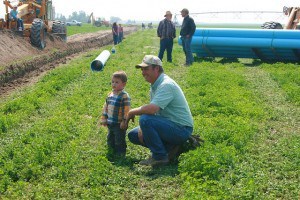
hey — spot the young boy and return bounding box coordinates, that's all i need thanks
[100,71,131,157]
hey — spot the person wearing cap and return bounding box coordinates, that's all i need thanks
[157,11,176,62]
[126,55,194,166]
[180,8,196,66]
[10,5,24,31]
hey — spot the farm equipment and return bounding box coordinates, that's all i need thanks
[261,6,300,29]
[0,0,67,49]
[88,12,110,27]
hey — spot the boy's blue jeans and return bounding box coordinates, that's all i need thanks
[107,124,127,155]
[181,36,194,65]
[128,114,193,160]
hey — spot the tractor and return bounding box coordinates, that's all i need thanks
[88,12,110,27]
[261,6,300,29]
[0,0,67,49]
[88,12,102,27]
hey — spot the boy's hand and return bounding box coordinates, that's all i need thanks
[97,120,107,128]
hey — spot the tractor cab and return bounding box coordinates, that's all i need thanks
[1,0,66,49]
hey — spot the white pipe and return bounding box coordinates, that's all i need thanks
[90,50,111,71]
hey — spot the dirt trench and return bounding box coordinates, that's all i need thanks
[0,27,137,96]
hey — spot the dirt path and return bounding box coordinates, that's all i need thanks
[0,27,137,97]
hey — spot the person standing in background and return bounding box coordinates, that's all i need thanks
[180,8,196,66]
[157,11,176,63]
[112,22,119,45]
[118,24,124,43]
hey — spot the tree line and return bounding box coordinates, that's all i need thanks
[55,10,121,23]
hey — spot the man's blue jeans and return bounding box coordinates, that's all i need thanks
[128,114,193,160]
[119,32,123,43]
[17,19,24,30]
[113,34,118,45]
[181,36,194,65]
[158,38,174,62]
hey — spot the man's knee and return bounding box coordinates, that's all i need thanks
[139,114,153,126]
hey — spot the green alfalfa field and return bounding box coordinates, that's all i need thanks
[0,29,299,199]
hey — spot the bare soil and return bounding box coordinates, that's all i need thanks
[0,27,137,96]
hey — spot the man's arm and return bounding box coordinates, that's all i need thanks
[125,103,160,124]
[157,21,163,37]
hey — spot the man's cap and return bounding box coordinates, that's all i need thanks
[164,11,172,17]
[181,8,189,14]
[135,55,162,68]
[13,5,18,8]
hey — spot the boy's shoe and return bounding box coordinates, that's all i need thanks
[139,157,169,166]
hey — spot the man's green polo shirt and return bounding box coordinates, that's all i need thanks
[150,73,193,127]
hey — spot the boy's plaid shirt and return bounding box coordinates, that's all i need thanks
[101,90,131,124]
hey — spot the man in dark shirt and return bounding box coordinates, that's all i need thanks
[180,8,196,66]
[157,11,176,62]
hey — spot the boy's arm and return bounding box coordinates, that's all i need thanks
[99,101,108,126]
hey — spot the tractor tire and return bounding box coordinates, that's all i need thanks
[30,18,46,49]
[94,21,102,27]
[261,21,283,29]
[52,20,67,41]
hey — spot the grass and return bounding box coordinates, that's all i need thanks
[67,23,111,36]
[0,29,299,199]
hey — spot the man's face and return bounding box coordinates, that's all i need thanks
[166,14,172,20]
[140,66,159,84]
[181,11,187,17]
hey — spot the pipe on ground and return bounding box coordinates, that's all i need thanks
[178,28,300,61]
[90,50,111,71]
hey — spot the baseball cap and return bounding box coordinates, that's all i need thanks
[164,11,172,17]
[135,55,162,68]
[180,8,189,14]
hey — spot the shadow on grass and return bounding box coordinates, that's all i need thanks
[193,56,300,67]
[106,148,180,178]
[142,163,179,178]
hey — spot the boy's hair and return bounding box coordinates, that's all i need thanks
[112,71,127,83]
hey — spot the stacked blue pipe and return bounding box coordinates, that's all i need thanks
[178,28,300,61]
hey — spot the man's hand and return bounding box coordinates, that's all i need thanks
[125,110,136,124]
[120,120,128,130]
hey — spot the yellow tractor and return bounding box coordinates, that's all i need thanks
[0,0,66,49]
[261,6,300,29]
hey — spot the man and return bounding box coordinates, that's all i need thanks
[157,11,176,62]
[118,24,124,43]
[126,55,194,166]
[10,5,24,31]
[180,8,196,66]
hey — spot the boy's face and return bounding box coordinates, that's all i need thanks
[111,77,126,92]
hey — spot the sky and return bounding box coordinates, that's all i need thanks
[0,0,299,23]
